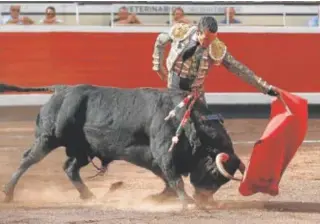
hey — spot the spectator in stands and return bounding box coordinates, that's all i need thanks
[110,6,141,25]
[171,7,191,24]
[220,7,241,24]
[39,6,63,25]
[1,5,34,25]
[307,16,319,27]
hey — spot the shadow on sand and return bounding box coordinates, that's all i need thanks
[212,200,320,213]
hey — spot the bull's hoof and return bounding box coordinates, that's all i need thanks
[146,188,177,203]
[185,195,194,204]
[181,201,189,210]
[193,188,216,207]
[2,187,14,203]
[146,193,175,203]
[80,191,95,201]
[194,196,220,210]
[146,190,194,205]
[3,193,13,203]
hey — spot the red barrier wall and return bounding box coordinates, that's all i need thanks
[1,32,319,92]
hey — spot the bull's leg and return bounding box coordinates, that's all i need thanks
[147,169,177,201]
[148,169,193,204]
[3,135,56,203]
[157,155,189,209]
[167,174,188,209]
[63,157,94,200]
[150,119,189,209]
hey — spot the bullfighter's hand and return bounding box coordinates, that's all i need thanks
[267,85,279,97]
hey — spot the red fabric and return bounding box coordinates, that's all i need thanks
[238,89,308,196]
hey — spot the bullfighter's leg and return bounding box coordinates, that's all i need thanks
[3,135,56,203]
[63,156,94,200]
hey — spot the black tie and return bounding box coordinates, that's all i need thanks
[182,41,200,62]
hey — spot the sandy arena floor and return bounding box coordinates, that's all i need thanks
[0,108,319,224]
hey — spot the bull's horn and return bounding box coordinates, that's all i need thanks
[215,153,244,182]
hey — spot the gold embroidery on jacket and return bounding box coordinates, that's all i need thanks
[209,38,227,65]
[222,52,270,93]
[191,50,209,91]
[170,23,192,40]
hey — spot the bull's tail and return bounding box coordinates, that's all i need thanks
[0,83,67,93]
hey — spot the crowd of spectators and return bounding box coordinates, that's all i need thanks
[1,4,319,27]
[0,4,63,25]
[1,4,242,26]
[113,6,242,26]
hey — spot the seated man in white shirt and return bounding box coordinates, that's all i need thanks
[1,5,34,25]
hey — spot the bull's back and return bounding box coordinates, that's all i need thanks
[80,86,171,150]
[38,84,184,141]
[83,86,167,130]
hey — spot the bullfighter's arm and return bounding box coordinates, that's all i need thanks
[222,52,275,94]
[152,23,194,80]
[209,38,278,95]
[152,32,172,72]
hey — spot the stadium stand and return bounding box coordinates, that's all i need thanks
[0,2,319,27]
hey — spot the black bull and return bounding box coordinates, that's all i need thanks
[0,84,245,208]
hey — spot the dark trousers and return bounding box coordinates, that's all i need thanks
[167,71,223,122]
[168,72,208,104]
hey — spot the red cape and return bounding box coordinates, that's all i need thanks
[238,89,308,196]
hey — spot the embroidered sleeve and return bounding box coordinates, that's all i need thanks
[152,23,193,72]
[209,38,227,65]
[169,23,193,40]
[222,51,272,93]
[152,32,172,72]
